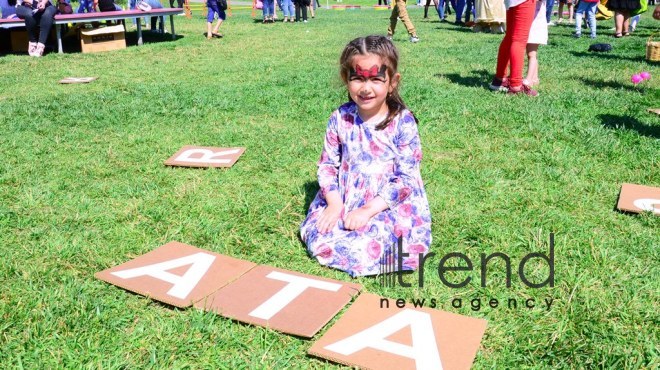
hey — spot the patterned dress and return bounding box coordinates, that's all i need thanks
[300,102,432,277]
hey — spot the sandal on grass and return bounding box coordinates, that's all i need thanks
[614,32,622,38]
[212,32,223,38]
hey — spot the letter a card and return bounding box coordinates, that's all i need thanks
[164,146,245,168]
[617,183,660,215]
[193,265,362,337]
[95,241,256,307]
[309,293,487,370]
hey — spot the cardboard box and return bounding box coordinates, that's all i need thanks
[80,25,126,53]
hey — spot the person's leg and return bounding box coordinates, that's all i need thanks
[437,0,445,19]
[525,43,539,85]
[295,2,300,21]
[494,8,514,82]
[622,10,630,34]
[557,1,563,21]
[567,1,573,21]
[207,1,217,37]
[37,6,56,45]
[545,0,554,22]
[424,0,431,18]
[614,11,623,35]
[387,1,400,35]
[586,2,596,37]
[464,0,473,21]
[394,0,417,36]
[574,1,585,35]
[301,1,307,20]
[212,9,225,33]
[170,0,175,7]
[16,6,38,42]
[454,0,464,23]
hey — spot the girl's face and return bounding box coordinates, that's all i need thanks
[347,54,400,121]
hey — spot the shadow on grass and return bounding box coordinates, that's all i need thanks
[434,69,491,88]
[302,180,319,215]
[598,114,660,139]
[580,77,639,91]
[569,51,646,63]
[433,25,473,32]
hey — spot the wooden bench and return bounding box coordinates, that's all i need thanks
[0,8,183,54]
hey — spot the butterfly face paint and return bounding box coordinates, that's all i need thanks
[349,64,388,80]
[346,54,393,121]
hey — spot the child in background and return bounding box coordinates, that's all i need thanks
[489,0,537,96]
[556,0,573,23]
[525,0,547,87]
[206,0,225,38]
[573,0,598,37]
[300,35,432,277]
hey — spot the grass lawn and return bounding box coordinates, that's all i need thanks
[1,5,659,368]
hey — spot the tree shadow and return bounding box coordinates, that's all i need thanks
[569,51,646,63]
[598,114,660,139]
[434,69,491,88]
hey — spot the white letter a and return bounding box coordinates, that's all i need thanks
[324,309,443,370]
[111,252,216,299]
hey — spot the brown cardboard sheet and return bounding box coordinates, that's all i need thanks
[95,241,256,307]
[616,183,660,215]
[164,146,245,168]
[308,293,487,370]
[194,265,362,338]
[59,77,98,84]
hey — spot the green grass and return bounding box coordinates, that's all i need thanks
[1,7,659,369]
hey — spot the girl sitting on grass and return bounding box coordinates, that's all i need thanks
[300,35,432,277]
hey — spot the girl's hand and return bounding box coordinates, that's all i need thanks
[37,0,48,9]
[343,208,372,231]
[317,204,343,234]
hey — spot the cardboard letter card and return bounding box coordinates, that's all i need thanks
[164,146,245,168]
[194,265,363,337]
[95,241,256,307]
[59,77,98,84]
[309,293,487,370]
[617,183,660,215]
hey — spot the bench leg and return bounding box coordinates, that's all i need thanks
[136,21,143,46]
[56,24,63,54]
[169,14,175,40]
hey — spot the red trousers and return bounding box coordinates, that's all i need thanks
[495,0,536,89]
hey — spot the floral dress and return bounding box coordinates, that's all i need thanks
[300,102,432,277]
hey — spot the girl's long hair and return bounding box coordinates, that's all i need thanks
[339,35,417,130]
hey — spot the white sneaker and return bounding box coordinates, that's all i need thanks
[410,36,419,43]
[547,21,555,26]
[28,41,37,56]
[33,43,45,57]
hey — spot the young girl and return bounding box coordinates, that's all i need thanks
[300,35,432,277]
[489,0,537,96]
[525,0,547,87]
